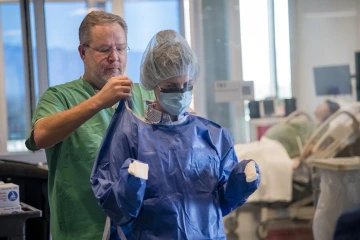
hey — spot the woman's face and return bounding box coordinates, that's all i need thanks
[154,75,194,100]
[158,76,194,91]
[154,75,194,116]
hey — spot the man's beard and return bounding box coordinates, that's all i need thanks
[90,67,124,90]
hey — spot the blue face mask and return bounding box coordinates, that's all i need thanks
[159,90,193,116]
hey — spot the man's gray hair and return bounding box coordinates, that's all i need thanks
[79,11,128,45]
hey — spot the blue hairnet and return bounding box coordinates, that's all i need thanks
[140,30,199,90]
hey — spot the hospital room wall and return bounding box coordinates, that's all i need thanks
[289,0,360,113]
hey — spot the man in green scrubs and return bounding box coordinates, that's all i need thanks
[25,11,154,240]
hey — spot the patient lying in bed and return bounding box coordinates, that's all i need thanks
[235,100,339,204]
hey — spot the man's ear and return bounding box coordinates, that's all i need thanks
[78,45,86,60]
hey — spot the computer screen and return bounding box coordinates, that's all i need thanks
[313,65,351,96]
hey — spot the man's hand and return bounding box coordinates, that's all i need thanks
[92,76,133,110]
[32,76,133,149]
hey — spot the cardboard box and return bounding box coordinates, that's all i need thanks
[0,183,20,208]
[0,205,22,215]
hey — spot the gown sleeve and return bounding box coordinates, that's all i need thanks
[90,100,146,225]
[217,147,260,216]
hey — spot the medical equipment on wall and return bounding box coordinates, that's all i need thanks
[248,98,297,119]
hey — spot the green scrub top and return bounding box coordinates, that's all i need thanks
[25,78,155,240]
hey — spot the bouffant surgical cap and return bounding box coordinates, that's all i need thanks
[140,30,199,90]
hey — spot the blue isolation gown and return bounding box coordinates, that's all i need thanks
[91,100,260,240]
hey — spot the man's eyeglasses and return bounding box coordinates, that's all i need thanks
[83,44,130,56]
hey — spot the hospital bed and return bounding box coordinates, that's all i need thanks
[303,105,360,240]
[226,105,360,239]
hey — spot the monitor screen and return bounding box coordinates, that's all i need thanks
[313,65,351,96]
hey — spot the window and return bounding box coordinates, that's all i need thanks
[239,0,292,100]
[0,2,27,152]
[124,0,181,83]
[45,2,89,87]
[45,1,112,87]
[274,0,291,99]
[240,0,273,100]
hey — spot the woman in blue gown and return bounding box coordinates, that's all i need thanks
[91,30,260,240]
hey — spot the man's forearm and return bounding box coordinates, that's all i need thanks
[33,97,102,149]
